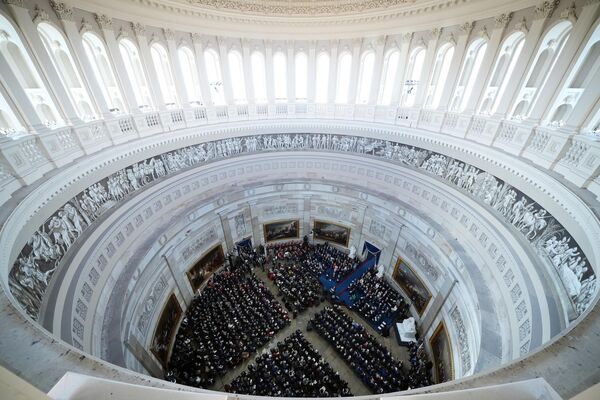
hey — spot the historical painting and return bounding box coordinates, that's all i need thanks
[150,293,182,369]
[313,220,350,247]
[392,257,432,316]
[429,320,454,384]
[263,220,300,242]
[186,244,225,293]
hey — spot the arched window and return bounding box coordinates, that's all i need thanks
[511,21,572,119]
[545,23,600,125]
[378,49,400,105]
[251,51,267,103]
[478,32,525,115]
[0,15,62,125]
[0,91,22,132]
[150,43,178,106]
[119,38,153,110]
[204,48,225,105]
[450,38,487,112]
[424,43,454,109]
[295,52,308,102]
[273,51,287,101]
[228,50,246,104]
[315,52,330,103]
[38,22,96,120]
[336,51,352,103]
[82,32,126,113]
[177,46,202,104]
[402,47,426,107]
[356,51,375,104]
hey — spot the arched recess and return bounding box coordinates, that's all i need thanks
[250,51,267,103]
[356,50,375,104]
[545,23,600,126]
[510,20,572,120]
[450,38,487,112]
[315,51,329,103]
[0,14,62,126]
[118,38,153,111]
[150,42,178,107]
[295,51,308,102]
[37,22,97,120]
[478,32,525,115]
[402,47,426,107]
[273,51,287,102]
[425,43,454,109]
[203,48,225,106]
[335,51,352,103]
[177,46,202,105]
[81,32,126,114]
[378,48,400,105]
[227,50,246,104]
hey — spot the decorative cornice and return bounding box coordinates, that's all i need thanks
[32,5,50,24]
[49,0,73,21]
[494,12,513,29]
[429,27,441,40]
[459,21,474,35]
[79,18,93,34]
[560,2,577,22]
[402,32,413,43]
[2,0,25,7]
[131,22,146,37]
[534,0,560,20]
[164,28,175,41]
[95,14,113,29]
[444,33,457,46]
[514,17,529,33]
[191,33,202,45]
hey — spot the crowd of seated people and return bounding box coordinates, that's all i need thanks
[406,339,433,389]
[225,330,352,397]
[320,244,358,282]
[167,266,290,388]
[346,269,409,334]
[268,261,324,316]
[310,305,406,394]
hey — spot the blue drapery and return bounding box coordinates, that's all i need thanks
[236,237,253,252]
[362,241,381,264]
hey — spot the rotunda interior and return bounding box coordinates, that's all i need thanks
[0,0,600,399]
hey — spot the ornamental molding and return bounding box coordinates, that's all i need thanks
[478,26,489,40]
[534,0,561,20]
[429,27,441,40]
[2,0,24,7]
[95,14,113,29]
[402,32,413,43]
[163,28,175,41]
[459,21,474,35]
[514,17,529,33]
[191,32,202,44]
[560,2,578,22]
[79,18,93,34]
[131,22,146,37]
[32,5,50,24]
[49,0,73,21]
[116,27,129,41]
[494,12,513,29]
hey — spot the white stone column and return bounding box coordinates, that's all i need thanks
[191,34,213,106]
[390,34,412,105]
[528,2,600,124]
[437,22,473,111]
[265,40,276,103]
[164,29,188,107]
[241,40,255,104]
[7,3,83,125]
[414,28,440,107]
[463,20,508,114]
[133,25,166,110]
[0,53,47,133]
[63,15,112,118]
[492,14,554,118]
[217,38,234,104]
[287,41,296,102]
[327,40,339,104]
[98,23,139,114]
[368,35,386,105]
[347,38,362,104]
[307,41,317,103]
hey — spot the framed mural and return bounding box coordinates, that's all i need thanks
[313,220,350,247]
[429,320,454,383]
[150,293,182,369]
[263,220,300,242]
[392,257,432,316]
[185,244,226,293]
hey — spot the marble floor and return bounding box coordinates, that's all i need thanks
[209,267,411,396]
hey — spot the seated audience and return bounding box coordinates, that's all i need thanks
[269,261,324,315]
[406,339,433,389]
[166,267,290,388]
[226,330,352,397]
